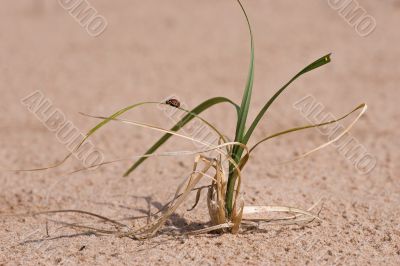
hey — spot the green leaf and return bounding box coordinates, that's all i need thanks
[123,97,239,177]
[243,54,332,144]
[226,0,255,216]
[234,0,255,146]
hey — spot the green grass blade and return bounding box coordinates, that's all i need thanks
[234,0,255,145]
[243,54,331,144]
[123,97,239,177]
[226,0,255,217]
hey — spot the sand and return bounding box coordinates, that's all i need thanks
[0,0,399,265]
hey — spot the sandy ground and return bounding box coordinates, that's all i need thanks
[0,0,399,265]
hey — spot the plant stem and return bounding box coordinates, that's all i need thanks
[225,147,245,217]
[225,155,239,217]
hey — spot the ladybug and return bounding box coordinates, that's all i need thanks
[165,98,180,108]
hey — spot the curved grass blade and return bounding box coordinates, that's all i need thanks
[8,102,158,172]
[243,53,332,145]
[29,210,127,227]
[123,97,239,177]
[80,109,228,147]
[83,102,156,142]
[234,0,255,145]
[283,103,367,162]
[187,186,207,211]
[226,53,332,215]
[249,103,366,153]
[235,103,366,185]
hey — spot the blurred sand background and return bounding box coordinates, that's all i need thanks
[0,0,399,265]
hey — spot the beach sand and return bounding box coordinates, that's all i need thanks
[0,0,399,265]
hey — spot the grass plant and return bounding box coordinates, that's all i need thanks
[12,0,367,238]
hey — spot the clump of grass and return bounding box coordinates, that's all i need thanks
[12,0,367,238]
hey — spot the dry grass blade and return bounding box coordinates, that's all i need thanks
[250,103,367,153]
[79,107,228,147]
[119,155,214,239]
[187,186,207,211]
[284,103,367,162]
[47,219,120,235]
[187,223,234,235]
[3,210,127,228]
[243,205,321,221]
[67,141,246,175]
